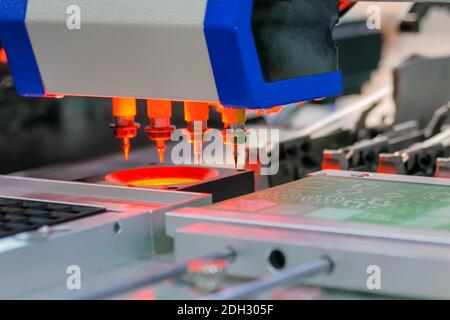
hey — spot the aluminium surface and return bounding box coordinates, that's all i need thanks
[23,256,380,300]
[167,171,450,299]
[0,175,210,299]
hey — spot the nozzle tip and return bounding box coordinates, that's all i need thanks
[194,152,202,166]
[157,149,165,163]
[156,141,167,163]
[233,150,238,168]
[193,141,203,165]
[122,138,131,161]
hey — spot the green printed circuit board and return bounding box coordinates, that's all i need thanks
[211,175,450,232]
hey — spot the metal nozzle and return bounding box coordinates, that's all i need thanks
[111,98,139,161]
[156,140,167,163]
[185,120,208,165]
[145,118,174,164]
[146,100,174,163]
[122,137,131,161]
[220,107,247,168]
[184,102,210,165]
[110,116,140,161]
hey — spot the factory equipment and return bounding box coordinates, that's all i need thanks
[1,0,450,301]
[0,0,342,161]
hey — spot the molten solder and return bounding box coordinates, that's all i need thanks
[105,166,220,188]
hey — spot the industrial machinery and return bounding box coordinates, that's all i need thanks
[1,0,450,301]
[168,171,450,299]
[0,0,342,161]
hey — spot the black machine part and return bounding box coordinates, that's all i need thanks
[394,55,450,128]
[252,0,339,82]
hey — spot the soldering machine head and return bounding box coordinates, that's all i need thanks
[0,0,342,109]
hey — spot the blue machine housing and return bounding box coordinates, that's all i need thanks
[0,0,342,109]
[0,0,45,97]
[204,0,342,109]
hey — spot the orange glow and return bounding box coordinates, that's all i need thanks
[0,48,7,64]
[184,101,210,122]
[377,155,401,174]
[377,163,398,175]
[105,166,220,189]
[128,177,201,187]
[339,1,356,16]
[130,290,156,301]
[111,97,139,160]
[122,137,131,161]
[146,100,175,163]
[147,99,172,118]
[112,97,137,117]
[183,102,211,158]
[255,110,263,117]
[220,107,246,124]
[321,152,342,171]
[183,99,219,107]
[265,106,283,115]
[251,106,282,117]
[156,140,167,163]
[188,259,227,273]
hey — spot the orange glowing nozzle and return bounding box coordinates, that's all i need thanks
[111,98,139,161]
[146,100,175,164]
[122,137,131,161]
[0,48,7,64]
[156,140,167,163]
